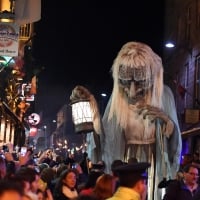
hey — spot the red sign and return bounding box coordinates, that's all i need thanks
[29,127,38,137]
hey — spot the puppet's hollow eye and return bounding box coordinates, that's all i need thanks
[118,79,132,87]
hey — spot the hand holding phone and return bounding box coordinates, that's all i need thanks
[20,147,27,156]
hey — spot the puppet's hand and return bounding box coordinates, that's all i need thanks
[137,105,174,137]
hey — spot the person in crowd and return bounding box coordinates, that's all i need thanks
[15,166,41,200]
[158,170,184,189]
[91,173,116,200]
[51,163,69,190]
[49,154,64,168]
[73,162,88,192]
[107,162,150,200]
[90,162,105,173]
[96,160,106,172]
[0,179,24,200]
[79,170,104,196]
[5,157,16,178]
[65,153,76,168]
[4,148,33,170]
[53,168,78,200]
[163,164,200,200]
[38,149,53,165]
[38,163,49,173]
[79,152,90,176]
[24,147,36,166]
[40,167,56,194]
[110,159,124,191]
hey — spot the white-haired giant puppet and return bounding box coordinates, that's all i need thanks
[101,42,182,200]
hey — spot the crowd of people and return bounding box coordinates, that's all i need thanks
[0,146,151,200]
[160,152,200,200]
[1,147,200,200]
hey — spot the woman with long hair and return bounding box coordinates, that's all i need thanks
[53,168,78,200]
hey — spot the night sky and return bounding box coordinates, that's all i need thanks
[32,0,165,120]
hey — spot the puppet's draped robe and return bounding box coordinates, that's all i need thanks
[100,85,182,200]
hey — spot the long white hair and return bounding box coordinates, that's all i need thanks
[108,41,164,129]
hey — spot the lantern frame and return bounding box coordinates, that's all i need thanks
[71,99,94,134]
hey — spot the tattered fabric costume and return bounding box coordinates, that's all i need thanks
[101,42,182,200]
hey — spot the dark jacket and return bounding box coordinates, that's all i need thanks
[54,192,70,200]
[163,180,200,200]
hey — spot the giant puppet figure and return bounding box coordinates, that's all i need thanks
[101,42,182,200]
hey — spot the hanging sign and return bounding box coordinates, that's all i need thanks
[185,109,200,124]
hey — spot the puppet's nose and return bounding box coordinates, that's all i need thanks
[129,82,136,99]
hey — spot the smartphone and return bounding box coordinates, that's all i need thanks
[20,147,27,156]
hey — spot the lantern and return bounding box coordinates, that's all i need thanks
[71,100,94,134]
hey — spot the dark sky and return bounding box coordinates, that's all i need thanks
[32,0,165,120]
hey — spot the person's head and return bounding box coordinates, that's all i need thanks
[111,159,124,177]
[40,167,55,184]
[183,164,199,186]
[55,163,69,177]
[113,162,150,198]
[0,179,24,200]
[97,160,106,171]
[60,168,77,189]
[91,162,105,173]
[93,173,116,200]
[15,166,40,193]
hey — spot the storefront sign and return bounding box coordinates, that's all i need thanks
[0,22,19,57]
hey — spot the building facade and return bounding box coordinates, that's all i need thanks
[164,0,200,154]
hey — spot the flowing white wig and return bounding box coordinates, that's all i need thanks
[108,42,164,129]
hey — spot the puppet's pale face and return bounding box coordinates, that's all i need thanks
[118,65,153,104]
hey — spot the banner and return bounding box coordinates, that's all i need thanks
[0,22,19,57]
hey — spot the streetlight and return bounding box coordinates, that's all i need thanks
[43,125,47,149]
[165,42,175,48]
